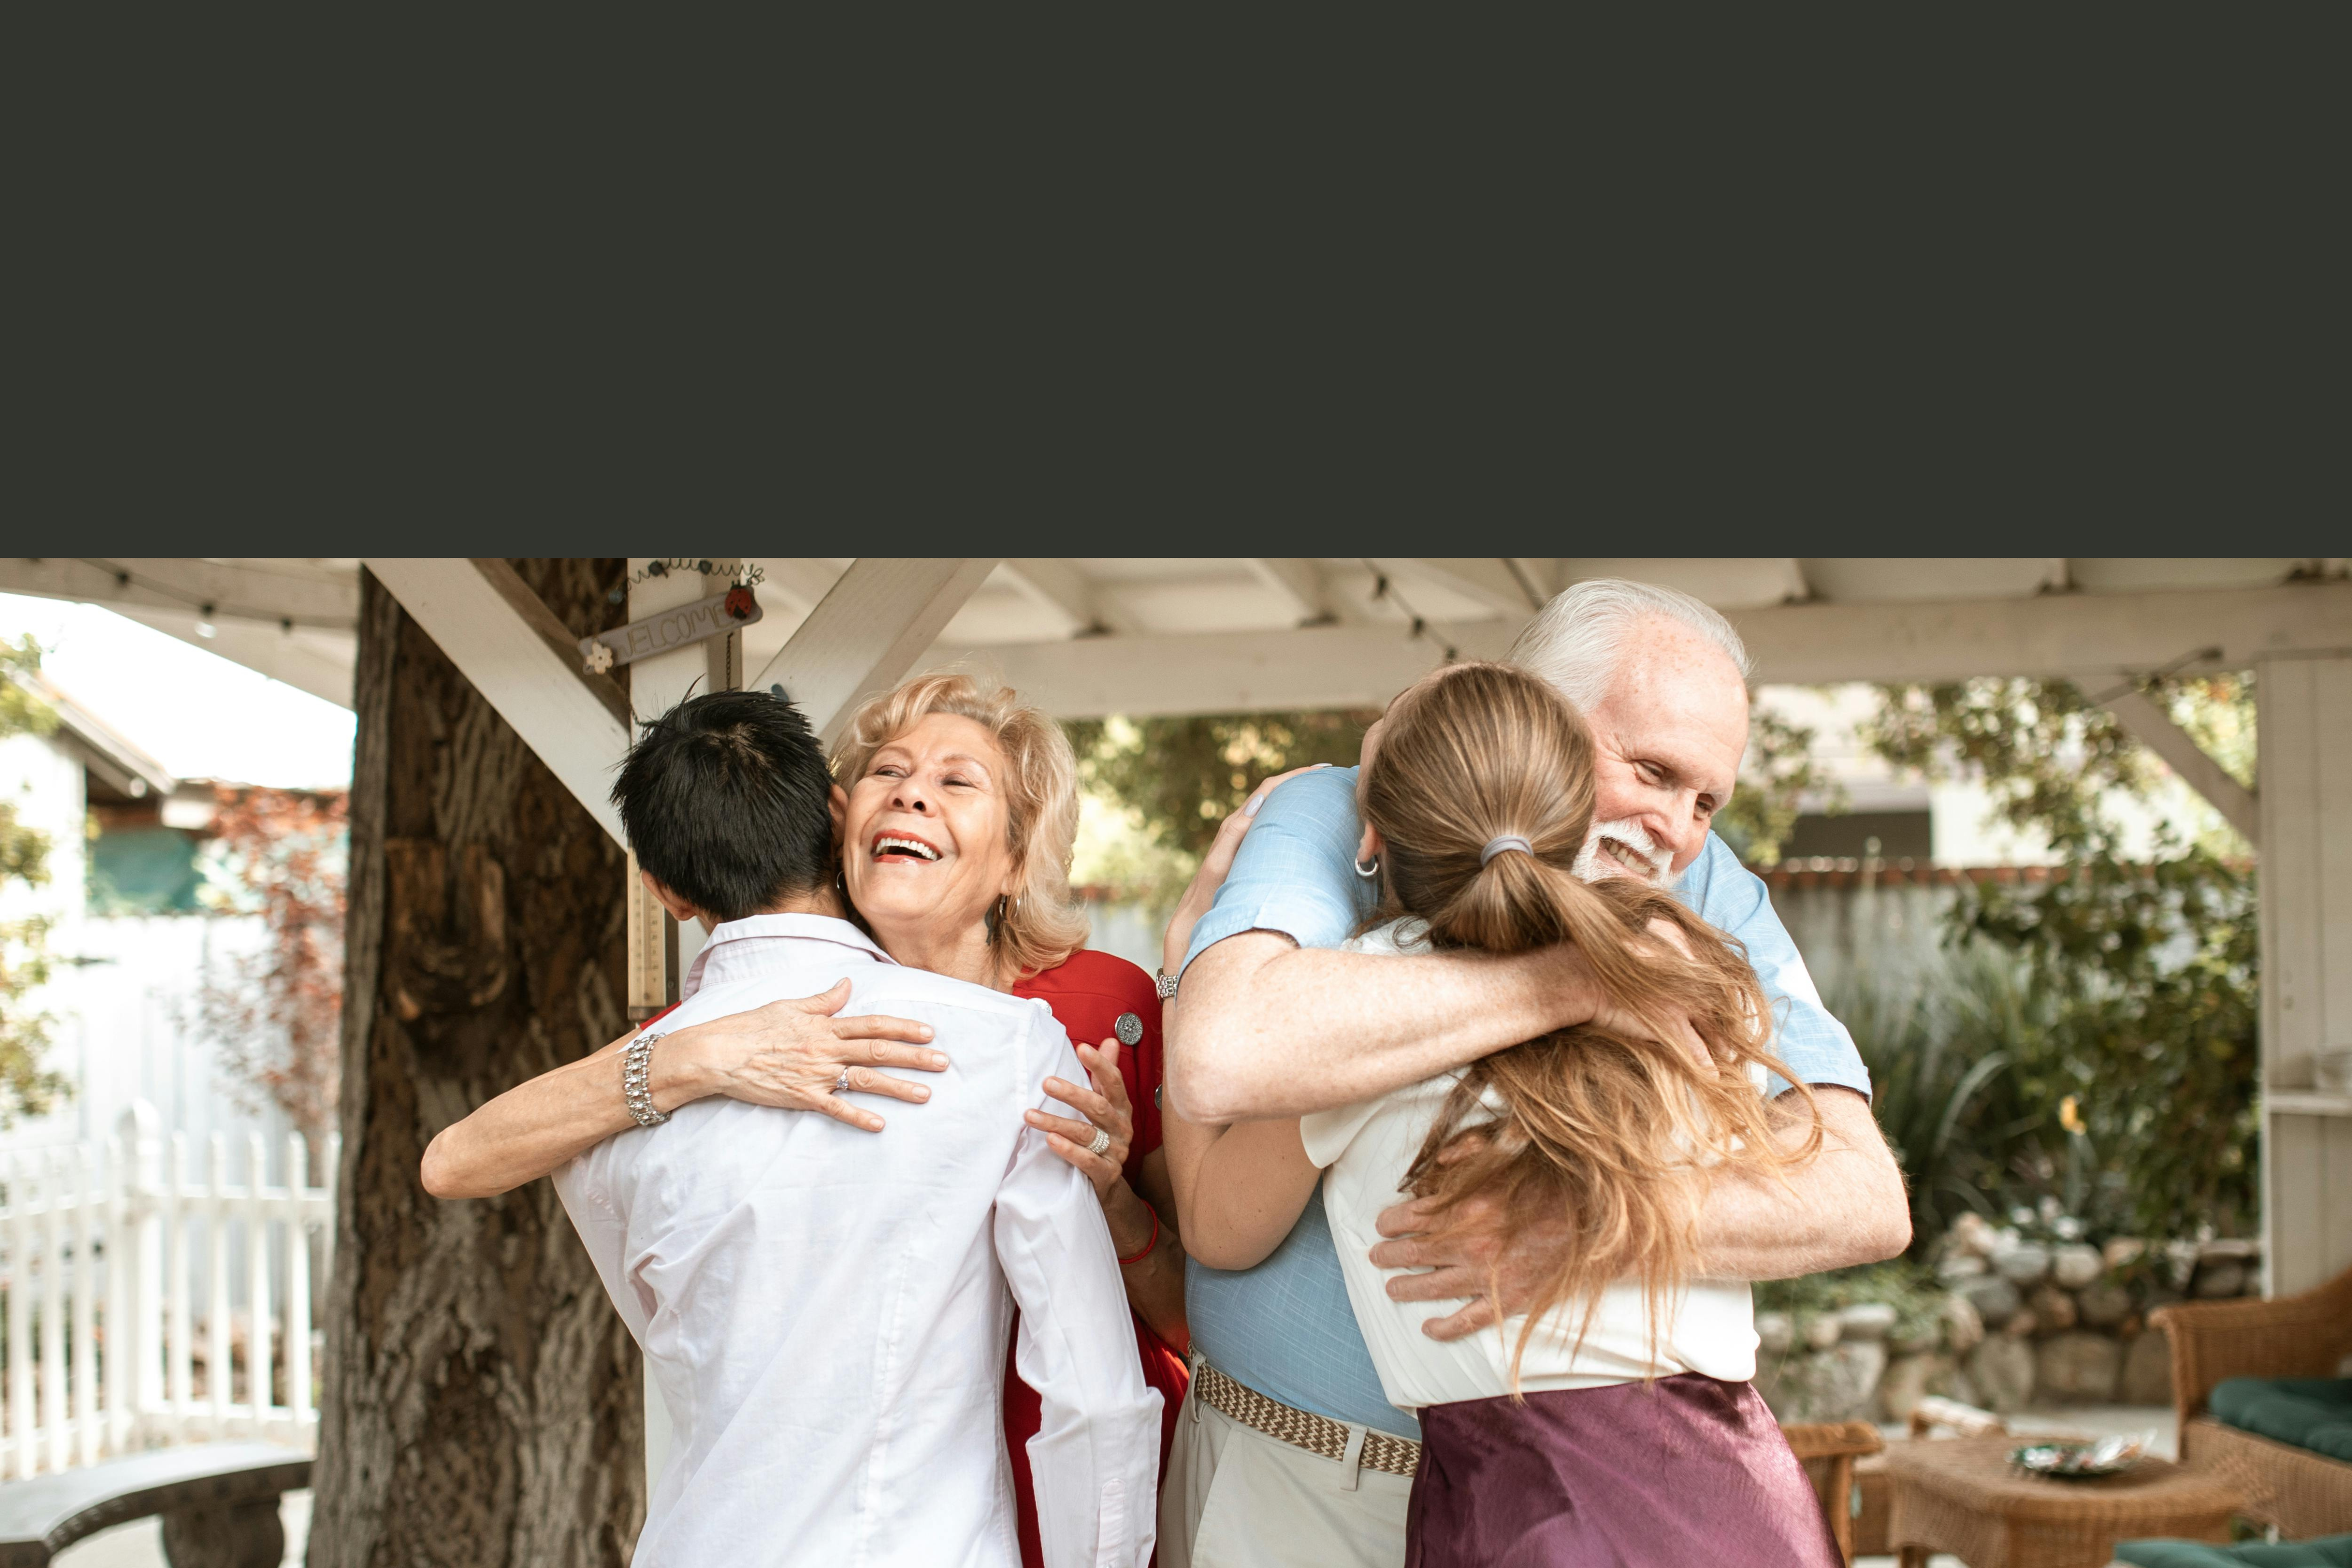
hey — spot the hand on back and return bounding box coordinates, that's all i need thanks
[692,979,948,1133]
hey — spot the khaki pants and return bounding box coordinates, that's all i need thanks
[1158,1379,1412,1568]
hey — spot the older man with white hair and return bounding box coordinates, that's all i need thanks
[1155,579,1910,1568]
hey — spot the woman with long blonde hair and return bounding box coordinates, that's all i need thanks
[1173,661,1837,1567]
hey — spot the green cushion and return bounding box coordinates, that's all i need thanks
[2116,1533,2352,1567]
[2211,1377,2352,1463]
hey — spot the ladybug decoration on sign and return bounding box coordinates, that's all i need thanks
[724,584,757,620]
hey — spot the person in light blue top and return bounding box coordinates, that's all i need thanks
[1156,580,1911,1568]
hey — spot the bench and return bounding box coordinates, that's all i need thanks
[0,1443,310,1568]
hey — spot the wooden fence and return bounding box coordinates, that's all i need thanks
[0,1100,339,1476]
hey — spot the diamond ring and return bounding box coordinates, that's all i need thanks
[835,1069,851,1094]
[1086,1126,1112,1158]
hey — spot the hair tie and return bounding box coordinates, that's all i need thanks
[1480,835,1533,866]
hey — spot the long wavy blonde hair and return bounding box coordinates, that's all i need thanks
[830,670,1090,979]
[1365,661,1821,1381]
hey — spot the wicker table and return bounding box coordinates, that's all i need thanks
[1885,1436,2244,1568]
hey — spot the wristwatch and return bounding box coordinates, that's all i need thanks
[1154,967,1178,1000]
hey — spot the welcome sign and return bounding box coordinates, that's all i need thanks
[579,586,763,672]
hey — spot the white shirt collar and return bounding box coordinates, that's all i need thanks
[684,912,896,998]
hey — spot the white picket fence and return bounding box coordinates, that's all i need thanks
[0,1100,339,1477]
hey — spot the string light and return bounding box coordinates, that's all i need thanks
[1359,560,1459,663]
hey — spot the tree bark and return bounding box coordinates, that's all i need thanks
[311,561,641,1568]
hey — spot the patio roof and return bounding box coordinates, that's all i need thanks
[5,556,2346,716]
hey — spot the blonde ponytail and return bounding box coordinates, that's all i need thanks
[1362,662,1820,1384]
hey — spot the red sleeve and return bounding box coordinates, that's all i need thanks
[1012,950,1166,1175]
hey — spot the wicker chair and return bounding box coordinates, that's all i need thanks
[1849,1396,2012,1559]
[2152,1261,2352,1538]
[1782,1420,1885,1565]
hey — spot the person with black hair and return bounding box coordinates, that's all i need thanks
[539,690,1160,1567]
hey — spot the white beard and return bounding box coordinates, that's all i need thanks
[1573,818,1673,885]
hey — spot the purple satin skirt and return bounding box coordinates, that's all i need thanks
[1402,1374,1839,1568]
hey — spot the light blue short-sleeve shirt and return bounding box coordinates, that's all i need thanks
[1179,766,1869,1434]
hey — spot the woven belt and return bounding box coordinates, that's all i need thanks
[1191,1358,1421,1478]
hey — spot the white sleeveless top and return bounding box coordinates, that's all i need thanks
[1298,918,1759,1415]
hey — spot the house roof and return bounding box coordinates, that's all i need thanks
[27,673,177,802]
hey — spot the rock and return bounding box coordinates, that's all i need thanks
[1890,1325,1941,1357]
[2051,1243,2104,1290]
[2104,1237,2147,1270]
[2194,1261,2246,1299]
[1803,1314,1844,1351]
[2164,1240,2201,1289]
[2004,1309,2039,1339]
[1757,1341,1886,1424]
[1839,1303,1898,1342]
[1804,1341,1888,1423]
[1756,1312,1795,1357]
[1951,1211,2001,1258]
[2198,1238,2259,1263]
[1941,1292,1985,1354]
[1959,1276,2021,1328]
[2029,1285,2078,1333]
[1877,1352,1954,1423]
[2077,1280,2133,1329]
[2036,1332,2122,1402]
[2122,1329,2174,1406]
[1994,1244,2052,1286]
[1968,1336,2037,1413]
[1937,1253,1989,1283]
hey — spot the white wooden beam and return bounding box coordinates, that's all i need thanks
[363,559,631,844]
[103,604,357,707]
[1001,558,1125,637]
[2255,651,2352,1295]
[1729,582,2352,686]
[753,558,1000,745]
[754,558,848,617]
[1369,558,1540,616]
[0,557,358,628]
[1245,559,1345,626]
[938,620,1526,719]
[2075,680,2260,846]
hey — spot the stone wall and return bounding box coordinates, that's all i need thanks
[1758,1214,2262,1423]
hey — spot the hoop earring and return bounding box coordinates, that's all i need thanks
[1354,856,1380,879]
[986,895,1008,942]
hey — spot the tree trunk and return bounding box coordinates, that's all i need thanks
[311,561,641,1568]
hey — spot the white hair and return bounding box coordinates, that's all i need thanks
[1508,577,1753,713]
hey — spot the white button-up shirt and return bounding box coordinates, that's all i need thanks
[554,913,1160,1568]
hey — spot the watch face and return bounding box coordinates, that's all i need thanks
[1114,1011,1144,1046]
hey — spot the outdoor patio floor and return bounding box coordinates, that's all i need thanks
[1856,1405,2177,1568]
[41,1407,2180,1567]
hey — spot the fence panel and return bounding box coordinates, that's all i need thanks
[0,1100,339,1477]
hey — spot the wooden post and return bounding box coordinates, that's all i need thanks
[2257,651,2352,1296]
[623,560,743,1500]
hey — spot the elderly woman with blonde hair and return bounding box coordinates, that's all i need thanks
[424,671,1192,1567]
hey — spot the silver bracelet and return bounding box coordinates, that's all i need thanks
[623,1032,670,1127]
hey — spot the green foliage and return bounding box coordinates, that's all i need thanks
[1755,1257,1947,1348]
[1714,706,1847,868]
[0,639,69,1123]
[1834,948,2061,1251]
[1063,710,1377,904]
[1861,674,2261,1243]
